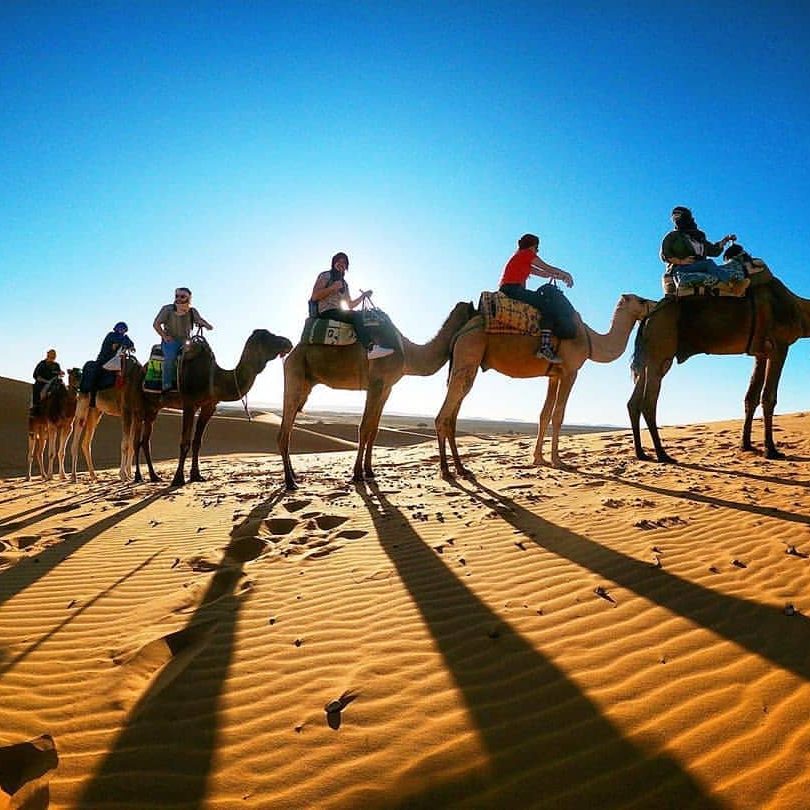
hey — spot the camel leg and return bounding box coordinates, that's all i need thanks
[435,363,479,479]
[762,352,787,460]
[741,357,767,452]
[533,377,559,466]
[46,424,58,480]
[136,414,161,483]
[171,405,197,487]
[278,373,314,491]
[119,410,133,482]
[57,421,73,480]
[548,370,577,468]
[640,361,675,464]
[72,404,101,482]
[27,426,44,481]
[627,371,651,461]
[189,401,216,482]
[357,381,393,480]
[70,401,87,482]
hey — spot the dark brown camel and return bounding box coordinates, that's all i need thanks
[628,277,810,462]
[27,370,80,481]
[278,301,475,489]
[133,329,292,486]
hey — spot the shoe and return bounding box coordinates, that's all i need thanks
[536,346,562,364]
[367,346,394,360]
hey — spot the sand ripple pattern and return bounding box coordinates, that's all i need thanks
[2,417,810,807]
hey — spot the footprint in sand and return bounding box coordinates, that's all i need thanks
[0,734,58,801]
[336,530,367,540]
[313,515,348,531]
[283,499,312,513]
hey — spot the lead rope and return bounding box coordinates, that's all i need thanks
[234,370,251,422]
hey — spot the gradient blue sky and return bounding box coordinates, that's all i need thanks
[2,2,809,426]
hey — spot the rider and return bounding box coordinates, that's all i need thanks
[498,233,574,363]
[153,287,213,392]
[32,349,63,415]
[660,206,743,293]
[89,322,135,407]
[309,252,394,360]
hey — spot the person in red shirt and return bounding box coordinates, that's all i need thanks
[499,233,574,363]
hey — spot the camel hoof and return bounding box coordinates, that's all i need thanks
[740,443,755,453]
[363,470,375,480]
[458,467,475,480]
[656,453,676,464]
[439,468,453,480]
[190,473,204,483]
[635,451,652,461]
[150,475,161,483]
[766,448,786,460]
[171,476,185,487]
[285,478,299,491]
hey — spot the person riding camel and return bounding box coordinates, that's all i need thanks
[309,252,394,360]
[88,322,135,407]
[31,349,63,415]
[153,287,213,393]
[498,233,574,363]
[660,206,746,294]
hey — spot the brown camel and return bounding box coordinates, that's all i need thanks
[435,294,656,477]
[134,329,292,486]
[278,301,476,489]
[628,277,810,462]
[27,370,80,481]
[70,357,144,483]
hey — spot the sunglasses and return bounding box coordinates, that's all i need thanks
[175,295,190,301]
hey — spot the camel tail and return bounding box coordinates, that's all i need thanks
[630,318,647,380]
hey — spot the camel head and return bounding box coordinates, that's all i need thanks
[618,294,658,321]
[67,367,82,392]
[246,330,294,363]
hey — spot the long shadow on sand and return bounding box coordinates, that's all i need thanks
[0,490,171,608]
[585,469,810,527]
[676,460,810,489]
[358,482,719,808]
[460,480,810,682]
[0,491,106,537]
[76,488,286,810]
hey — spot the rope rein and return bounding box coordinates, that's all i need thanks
[234,370,251,422]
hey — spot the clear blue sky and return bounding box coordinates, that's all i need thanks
[2,2,809,426]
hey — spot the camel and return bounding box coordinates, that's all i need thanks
[70,357,144,483]
[134,329,292,487]
[278,301,476,489]
[435,294,656,477]
[628,277,810,462]
[27,370,80,481]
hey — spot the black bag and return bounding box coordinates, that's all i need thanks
[536,283,578,339]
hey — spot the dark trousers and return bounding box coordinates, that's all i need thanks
[500,284,554,330]
[319,309,376,348]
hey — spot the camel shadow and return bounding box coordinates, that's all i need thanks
[676,460,810,489]
[356,482,718,808]
[76,488,286,810]
[456,480,810,682]
[583,470,810,528]
[0,491,106,537]
[0,489,172,608]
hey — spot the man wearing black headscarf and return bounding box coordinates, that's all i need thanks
[661,206,736,274]
[660,206,743,294]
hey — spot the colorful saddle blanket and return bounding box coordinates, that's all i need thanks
[301,317,358,346]
[478,291,542,335]
[662,258,757,298]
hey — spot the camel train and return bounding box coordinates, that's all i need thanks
[68,330,292,486]
[29,221,808,487]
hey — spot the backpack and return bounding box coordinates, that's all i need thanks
[536,283,578,339]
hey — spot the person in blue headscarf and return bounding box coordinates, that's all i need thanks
[89,322,135,407]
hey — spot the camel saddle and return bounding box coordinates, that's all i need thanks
[301,317,358,346]
[662,257,771,298]
[478,291,542,335]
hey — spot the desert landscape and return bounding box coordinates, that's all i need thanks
[2,371,810,809]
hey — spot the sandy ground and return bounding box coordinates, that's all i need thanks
[2,369,810,809]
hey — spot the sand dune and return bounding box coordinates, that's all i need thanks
[2,375,810,807]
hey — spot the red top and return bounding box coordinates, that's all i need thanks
[499,248,535,287]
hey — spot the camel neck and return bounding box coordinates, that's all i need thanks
[402,304,471,376]
[585,306,638,363]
